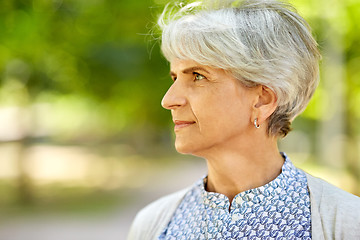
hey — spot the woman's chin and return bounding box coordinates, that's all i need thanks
[174,141,196,155]
[175,144,191,155]
[175,142,207,157]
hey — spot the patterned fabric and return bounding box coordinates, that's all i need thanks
[159,153,311,239]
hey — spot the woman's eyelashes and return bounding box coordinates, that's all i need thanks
[170,72,206,82]
[194,72,206,81]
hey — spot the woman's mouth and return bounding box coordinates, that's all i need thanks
[174,120,196,130]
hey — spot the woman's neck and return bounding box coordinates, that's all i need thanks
[203,139,284,203]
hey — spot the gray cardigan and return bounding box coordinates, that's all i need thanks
[127,171,360,240]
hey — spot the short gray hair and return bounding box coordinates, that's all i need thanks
[157,0,321,137]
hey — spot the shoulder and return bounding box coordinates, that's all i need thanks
[127,187,190,240]
[304,172,360,239]
[135,187,190,223]
[305,172,360,207]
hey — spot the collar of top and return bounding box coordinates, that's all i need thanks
[198,152,298,211]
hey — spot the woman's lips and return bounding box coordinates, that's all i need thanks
[174,120,195,130]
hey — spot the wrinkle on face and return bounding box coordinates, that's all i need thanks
[163,58,257,156]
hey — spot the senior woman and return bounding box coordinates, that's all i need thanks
[128,0,360,239]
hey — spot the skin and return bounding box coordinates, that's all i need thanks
[161,58,284,204]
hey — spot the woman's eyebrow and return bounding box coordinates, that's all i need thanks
[170,66,210,77]
[182,66,210,74]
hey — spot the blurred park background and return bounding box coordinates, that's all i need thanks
[0,0,359,239]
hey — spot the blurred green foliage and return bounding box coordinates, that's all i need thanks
[0,0,172,142]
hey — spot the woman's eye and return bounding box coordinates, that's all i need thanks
[194,73,205,81]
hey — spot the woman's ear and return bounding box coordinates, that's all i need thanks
[251,86,278,125]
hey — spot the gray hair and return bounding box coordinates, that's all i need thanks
[157,0,321,137]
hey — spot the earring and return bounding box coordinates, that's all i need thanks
[254,118,260,129]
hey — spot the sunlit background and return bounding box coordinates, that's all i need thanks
[0,0,359,239]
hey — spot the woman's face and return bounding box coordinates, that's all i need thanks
[162,59,258,156]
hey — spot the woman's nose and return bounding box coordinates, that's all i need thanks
[161,81,187,110]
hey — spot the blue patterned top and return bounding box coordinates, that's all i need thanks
[159,153,311,239]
